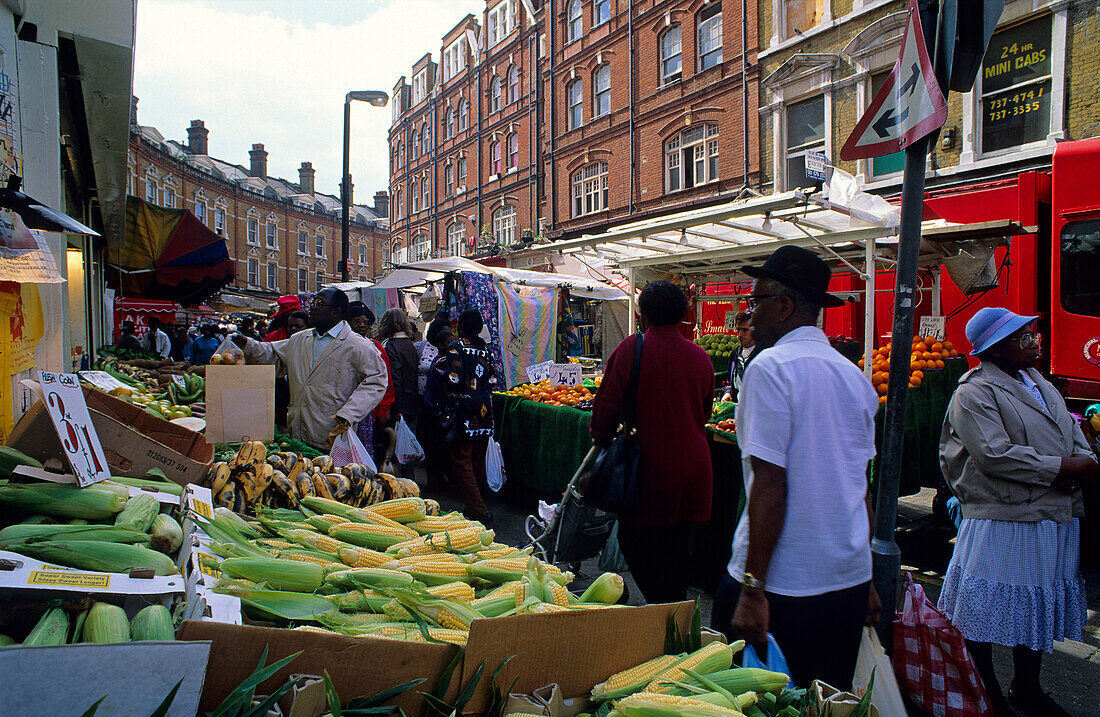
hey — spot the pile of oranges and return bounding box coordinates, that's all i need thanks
[858,335,962,404]
[500,380,595,408]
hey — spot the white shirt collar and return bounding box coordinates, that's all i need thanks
[314,321,345,339]
[774,325,828,346]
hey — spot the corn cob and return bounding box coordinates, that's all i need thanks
[283,528,347,556]
[24,607,69,646]
[325,567,416,590]
[318,611,391,630]
[331,522,412,550]
[256,539,295,550]
[277,549,344,570]
[548,580,571,608]
[644,642,735,694]
[426,627,468,645]
[525,602,569,614]
[351,508,420,537]
[579,572,625,604]
[0,482,127,520]
[149,514,184,554]
[473,546,530,561]
[0,524,149,547]
[409,516,475,534]
[470,593,516,617]
[294,625,341,636]
[615,692,747,717]
[426,581,476,601]
[670,667,789,697]
[218,588,335,622]
[482,580,521,599]
[218,557,323,592]
[130,604,174,641]
[468,558,537,584]
[326,589,390,613]
[338,545,391,568]
[424,527,494,553]
[11,539,178,575]
[82,602,130,643]
[113,493,160,532]
[306,514,349,533]
[390,588,483,629]
[363,497,426,523]
[389,553,463,567]
[591,654,684,701]
[382,598,413,621]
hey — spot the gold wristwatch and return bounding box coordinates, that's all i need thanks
[742,572,765,590]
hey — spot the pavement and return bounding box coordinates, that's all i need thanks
[422,473,1100,716]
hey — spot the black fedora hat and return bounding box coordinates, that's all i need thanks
[743,245,845,308]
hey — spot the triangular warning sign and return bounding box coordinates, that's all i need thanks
[841,0,947,160]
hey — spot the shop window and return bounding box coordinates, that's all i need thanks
[698,2,722,71]
[572,162,608,217]
[979,15,1052,154]
[785,95,824,190]
[567,79,583,130]
[593,64,610,117]
[665,123,719,193]
[660,25,682,86]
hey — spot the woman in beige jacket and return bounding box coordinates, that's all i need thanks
[938,308,1097,717]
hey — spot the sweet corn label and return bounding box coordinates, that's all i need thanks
[28,570,111,589]
[185,485,214,520]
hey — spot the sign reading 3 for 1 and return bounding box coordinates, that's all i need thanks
[37,371,110,486]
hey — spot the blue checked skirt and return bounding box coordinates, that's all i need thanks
[937,518,1087,653]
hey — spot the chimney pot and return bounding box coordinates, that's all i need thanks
[373,190,389,219]
[187,119,209,155]
[298,161,316,195]
[249,143,268,179]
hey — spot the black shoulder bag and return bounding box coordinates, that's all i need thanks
[585,333,644,513]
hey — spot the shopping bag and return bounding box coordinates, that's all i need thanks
[597,521,629,573]
[742,633,795,689]
[330,428,378,473]
[485,436,507,492]
[394,416,425,465]
[892,574,991,717]
[808,680,878,717]
[853,627,906,716]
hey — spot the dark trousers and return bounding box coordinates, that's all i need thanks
[711,574,869,690]
[447,437,489,518]
[617,521,694,604]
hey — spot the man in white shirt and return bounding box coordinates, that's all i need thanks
[147,318,171,359]
[723,310,756,401]
[711,245,881,689]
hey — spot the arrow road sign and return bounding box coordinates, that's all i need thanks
[841,0,947,160]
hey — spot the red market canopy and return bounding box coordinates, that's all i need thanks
[114,196,234,306]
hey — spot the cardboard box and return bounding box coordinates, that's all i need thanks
[7,386,214,487]
[178,601,693,715]
[0,641,211,717]
[0,548,186,598]
[177,620,462,714]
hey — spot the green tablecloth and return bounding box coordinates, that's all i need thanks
[873,356,970,496]
[493,393,593,496]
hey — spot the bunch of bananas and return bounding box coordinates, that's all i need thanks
[205,441,431,516]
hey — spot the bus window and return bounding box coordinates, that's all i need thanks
[1061,219,1100,317]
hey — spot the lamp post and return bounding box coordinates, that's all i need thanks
[341,90,389,282]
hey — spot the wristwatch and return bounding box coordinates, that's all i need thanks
[742,572,766,590]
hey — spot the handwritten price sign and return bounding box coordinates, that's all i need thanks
[550,364,582,387]
[37,372,110,487]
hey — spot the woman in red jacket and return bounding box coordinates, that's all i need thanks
[590,281,715,604]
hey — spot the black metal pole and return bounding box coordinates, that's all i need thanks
[340,97,351,282]
[872,134,930,649]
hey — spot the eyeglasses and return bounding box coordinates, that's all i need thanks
[745,294,784,310]
[1017,332,1040,348]
[309,297,331,309]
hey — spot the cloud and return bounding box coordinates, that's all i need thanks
[134,0,482,202]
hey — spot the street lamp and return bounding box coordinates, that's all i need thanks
[341,90,389,282]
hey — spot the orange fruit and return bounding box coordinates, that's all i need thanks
[913,370,924,380]
[910,374,922,387]
[876,382,889,395]
[920,351,932,360]
[914,342,928,352]
[943,341,954,351]
[858,359,865,368]
[935,359,945,369]
[878,396,888,404]
[931,342,944,352]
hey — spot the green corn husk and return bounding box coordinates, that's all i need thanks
[470,593,516,618]
[218,557,323,592]
[0,483,127,520]
[130,604,174,641]
[0,633,15,645]
[10,539,178,575]
[19,515,57,525]
[0,523,150,547]
[324,567,416,591]
[214,588,335,622]
[389,588,484,629]
[325,589,390,613]
[299,496,362,520]
[213,507,262,538]
[82,602,130,643]
[24,607,69,646]
[579,572,625,604]
[670,667,790,697]
[114,493,160,532]
[148,513,184,554]
[106,477,184,496]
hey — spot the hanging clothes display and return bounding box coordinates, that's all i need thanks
[456,270,504,381]
[498,282,558,389]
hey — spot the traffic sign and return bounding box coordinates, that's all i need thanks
[840,0,947,160]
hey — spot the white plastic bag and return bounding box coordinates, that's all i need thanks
[395,416,425,465]
[485,436,506,492]
[330,428,378,474]
[853,627,906,717]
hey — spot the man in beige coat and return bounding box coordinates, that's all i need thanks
[232,288,388,450]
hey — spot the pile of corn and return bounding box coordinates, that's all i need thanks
[588,641,801,717]
[2,601,175,646]
[201,496,627,646]
[205,441,432,516]
[0,480,185,575]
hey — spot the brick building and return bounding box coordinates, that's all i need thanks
[756,0,1099,196]
[129,103,389,304]
[388,0,762,265]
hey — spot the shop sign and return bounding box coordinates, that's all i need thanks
[37,371,110,487]
[525,360,554,383]
[980,15,1052,153]
[918,315,946,341]
[1083,337,1100,368]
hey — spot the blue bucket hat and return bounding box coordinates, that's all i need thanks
[966,307,1038,356]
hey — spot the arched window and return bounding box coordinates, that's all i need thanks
[508,132,519,169]
[393,187,402,218]
[457,157,468,188]
[394,241,408,265]
[572,162,609,217]
[697,2,723,70]
[422,122,431,154]
[491,76,503,113]
[445,163,454,195]
[410,130,419,159]
[447,107,455,138]
[411,179,420,212]
[447,221,465,257]
[412,232,431,260]
[458,98,469,131]
[665,123,719,193]
[660,25,682,86]
[422,175,430,208]
[567,79,583,130]
[594,0,610,26]
[508,65,520,104]
[567,0,582,42]
[492,205,517,244]
[490,140,502,175]
[593,64,611,117]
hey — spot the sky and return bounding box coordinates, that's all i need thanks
[134,0,483,207]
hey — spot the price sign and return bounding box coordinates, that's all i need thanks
[507,326,533,356]
[724,311,737,330]
[918,315,946,341]
[171,375,187,389]
[37,372,110,487]
[525,360,554,383]
[78,371,130,393]
[550,363,582,387]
